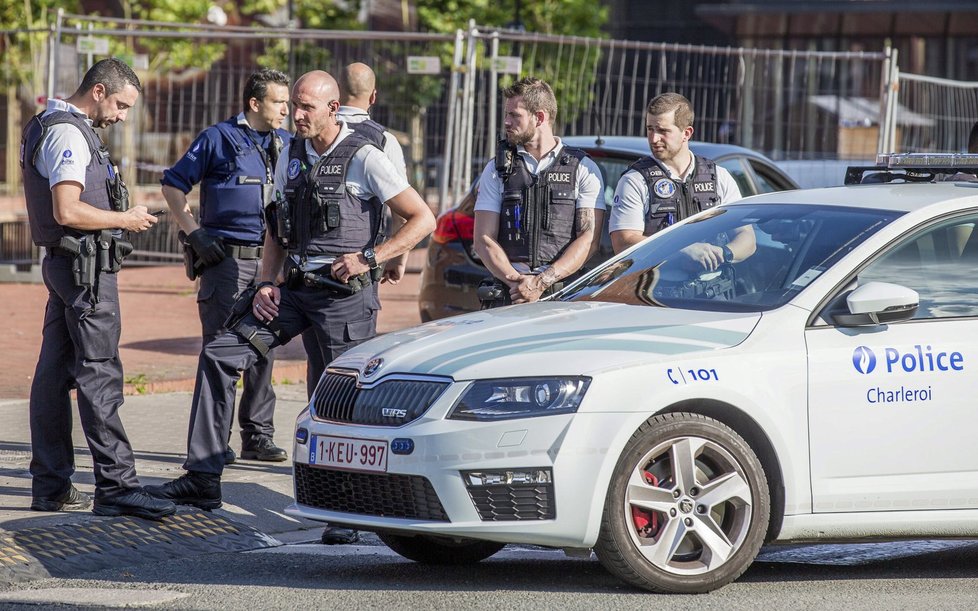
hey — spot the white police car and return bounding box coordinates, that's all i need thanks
[287,154,978,593]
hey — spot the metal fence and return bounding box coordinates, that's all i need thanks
[3,14,977,268]
[438,26,894,204]
[889,67,978,154]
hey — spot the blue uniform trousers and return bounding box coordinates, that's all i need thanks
[185,284,377,475]
[196,256,276,441]
[29,254,140,501]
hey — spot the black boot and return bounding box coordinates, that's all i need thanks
[93,489,176,521]
[143,471,222,510]
[31,485,92,512]
[241,435,288,462]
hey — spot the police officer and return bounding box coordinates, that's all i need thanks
[610,92,752,268]
[473,76,605,307]
[22,58,176,520]
[300,62,409,400]
[144,70,435,513]
[162,68,291,464]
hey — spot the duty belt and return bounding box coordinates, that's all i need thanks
[225,244,263,260]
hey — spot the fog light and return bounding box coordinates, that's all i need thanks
[295,428,308,444]
[463,468,552,487]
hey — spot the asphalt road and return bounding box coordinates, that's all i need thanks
[2,537,978,609]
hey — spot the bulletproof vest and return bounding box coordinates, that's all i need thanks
[496,143,586,267]
[348,118,394,241]
[282,133,382,258]
[348,119,386,149]
[200,119,288,244]
[627,155,720,235]
[20,110,113,247]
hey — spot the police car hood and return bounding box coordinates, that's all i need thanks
[331,302,760,380]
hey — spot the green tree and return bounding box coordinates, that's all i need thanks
[415,0,608,127]
[1,0,79,91]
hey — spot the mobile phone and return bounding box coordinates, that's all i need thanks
[152,210,167,217]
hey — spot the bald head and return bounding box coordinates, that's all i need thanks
[294,70,339,101]
[339,62,377,109]
[291,70,341,145]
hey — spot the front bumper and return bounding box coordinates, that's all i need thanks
[287,395,629,548]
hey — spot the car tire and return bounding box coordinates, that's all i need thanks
[378,533,505,565]
[594,412,769,594]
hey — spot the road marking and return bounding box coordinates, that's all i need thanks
[0,588,189,607]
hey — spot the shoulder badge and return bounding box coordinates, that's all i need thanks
[653,178,677,199]
[287,158,302,180]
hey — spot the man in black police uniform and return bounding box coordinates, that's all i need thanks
[144,70,435,517]
[300,61,409,399]
[22,58,176,520]
[162,68,292,464]
[609,92,750,267]
[473,77,605,307]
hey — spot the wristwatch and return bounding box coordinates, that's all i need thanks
[721,245,735,263]
[362,247,378,270]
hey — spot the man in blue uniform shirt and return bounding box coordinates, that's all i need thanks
[162,68,292,463]
[145,70,435,519]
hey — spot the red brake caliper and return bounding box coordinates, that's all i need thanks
[631,470,660,537]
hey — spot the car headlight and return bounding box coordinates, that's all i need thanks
[448,377,590,421]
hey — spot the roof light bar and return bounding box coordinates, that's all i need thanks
[876,153,978,168]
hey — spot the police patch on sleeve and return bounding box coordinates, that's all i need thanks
[653,178,677,199]
[288,158,302,180]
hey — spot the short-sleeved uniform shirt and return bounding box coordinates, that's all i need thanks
[161,112,287,194]
[271,122,410,268]
[337,106,407,180]
[610,156,743,233]
[34,99,94,188]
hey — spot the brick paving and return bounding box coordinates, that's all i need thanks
[0,253,424,399]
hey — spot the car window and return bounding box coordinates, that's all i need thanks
[856,215,978,319]
[748,159,794,193]
[562,203,904,312]
[716,158,754,196]
[587,153,640,207]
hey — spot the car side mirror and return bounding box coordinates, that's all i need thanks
[832,281,919,327]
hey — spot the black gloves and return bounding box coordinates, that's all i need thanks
[187,229,226,266]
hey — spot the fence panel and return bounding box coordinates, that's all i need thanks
[439,30,891,205]
[894,72,978,153]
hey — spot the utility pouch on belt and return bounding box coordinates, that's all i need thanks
[177,230,201,280]
[96,230,131,273]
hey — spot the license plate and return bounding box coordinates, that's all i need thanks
[310,435,388,473]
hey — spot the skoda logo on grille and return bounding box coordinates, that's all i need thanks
[363,357,383,377]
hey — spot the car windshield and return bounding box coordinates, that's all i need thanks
[562,203,904,312]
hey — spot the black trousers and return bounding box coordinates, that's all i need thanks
[197,256,276,441]
[185,283,378,475]
[29,255,140,501]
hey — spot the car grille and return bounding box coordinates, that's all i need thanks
[312,371,449,425]
[294,463,449,521]
[466,484,556,521]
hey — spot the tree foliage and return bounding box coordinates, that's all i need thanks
[416,0,606,39]
[0,0,80,90]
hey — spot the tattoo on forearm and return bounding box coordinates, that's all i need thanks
[575,208,595,234]
[538,266,560,289]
